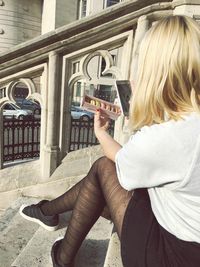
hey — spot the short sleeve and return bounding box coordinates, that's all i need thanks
[115,123,188,191]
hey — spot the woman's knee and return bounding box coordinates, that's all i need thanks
[93,156,115,173]
[88,156,115,183]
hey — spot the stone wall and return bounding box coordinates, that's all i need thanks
[0,0,42,53]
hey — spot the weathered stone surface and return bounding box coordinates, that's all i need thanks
[104,230,123,267]
[0,0,41,53]
[0,174,85,210]
[52,157,91,178]
[0,197,39,232]
[0,212,39,267]
[0,160,40,193]
[62,145,102,161]
[12,213,112,267]
[21,175,84,200]
[0,146,103,209]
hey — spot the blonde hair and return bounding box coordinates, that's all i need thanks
[130,15,200,131]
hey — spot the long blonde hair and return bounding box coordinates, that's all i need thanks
[130,15,200,131]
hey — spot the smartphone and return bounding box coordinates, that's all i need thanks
[115,80,132,117]
[81,94,121,120]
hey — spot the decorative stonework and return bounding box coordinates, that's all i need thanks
[68,49,122,87]
[0,78,42,109]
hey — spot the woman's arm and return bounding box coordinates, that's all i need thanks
[94,109,122,161]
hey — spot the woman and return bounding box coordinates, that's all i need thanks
[20,15,200,267]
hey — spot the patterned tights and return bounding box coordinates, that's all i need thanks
[41,157,133,266]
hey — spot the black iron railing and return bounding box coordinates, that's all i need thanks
[68,118,115,151]
[3,116,115,162]
[3,116,40,162]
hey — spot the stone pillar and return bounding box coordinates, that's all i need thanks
[42,51,61,178]
[130,15,149,81]
[42,0,79,34]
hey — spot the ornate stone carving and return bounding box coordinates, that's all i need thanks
[68,49,122,88]
[0,78,42,108]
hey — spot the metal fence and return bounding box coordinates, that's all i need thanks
[3,117,115,163]
[3,116,40,162]
[69,118,115,151]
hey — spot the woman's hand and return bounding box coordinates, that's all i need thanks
[94,108,121,161]
[94,109,110,136]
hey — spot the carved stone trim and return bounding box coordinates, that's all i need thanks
[68,49,122,88]
[0,78,42,108]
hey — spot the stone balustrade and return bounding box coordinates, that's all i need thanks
[0,0,199,181]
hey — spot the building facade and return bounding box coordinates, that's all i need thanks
[0,0,200,181]
[0,0,126,108]
[0,0,126,53]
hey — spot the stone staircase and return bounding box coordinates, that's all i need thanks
[0,146,123,267]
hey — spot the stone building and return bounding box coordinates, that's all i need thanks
[0,0,126,53]
[0,0,200,208]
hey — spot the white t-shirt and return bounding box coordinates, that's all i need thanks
[115,112,200,243]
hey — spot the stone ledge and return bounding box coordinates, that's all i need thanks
[0,0,171,63]
[0,1,173,78]
[0,174,85,210]
[0,159,41,193]
[104,229,123,267]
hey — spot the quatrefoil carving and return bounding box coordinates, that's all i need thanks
[0,78,42,108]
[68,50,122,88]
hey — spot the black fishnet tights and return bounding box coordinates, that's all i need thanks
[41,157,133,267]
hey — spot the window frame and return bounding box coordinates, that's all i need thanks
[78,0,88,19]
[104,0,122,8]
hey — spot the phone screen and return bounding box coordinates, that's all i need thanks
[115,80,132,116]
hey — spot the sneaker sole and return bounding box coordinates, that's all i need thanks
[19,204,59,232]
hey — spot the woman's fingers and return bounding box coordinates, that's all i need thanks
[94,109,110,130]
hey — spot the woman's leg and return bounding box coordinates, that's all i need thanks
[40,175,111,220]
[40,180,83,215]
[55,156,133,266]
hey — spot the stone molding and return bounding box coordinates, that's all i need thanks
[0,0,173,77]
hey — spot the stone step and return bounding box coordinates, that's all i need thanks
[0,145,103,210]
[0,173,86,211]
[12,213,113,267]
[0,197,39,232]
[104,230,123,267]
[0,209,40,267]
[50,145,103,180]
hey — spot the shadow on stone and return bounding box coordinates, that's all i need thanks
[76,238,110,267]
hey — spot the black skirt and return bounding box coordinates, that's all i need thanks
[121,189,200,267]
